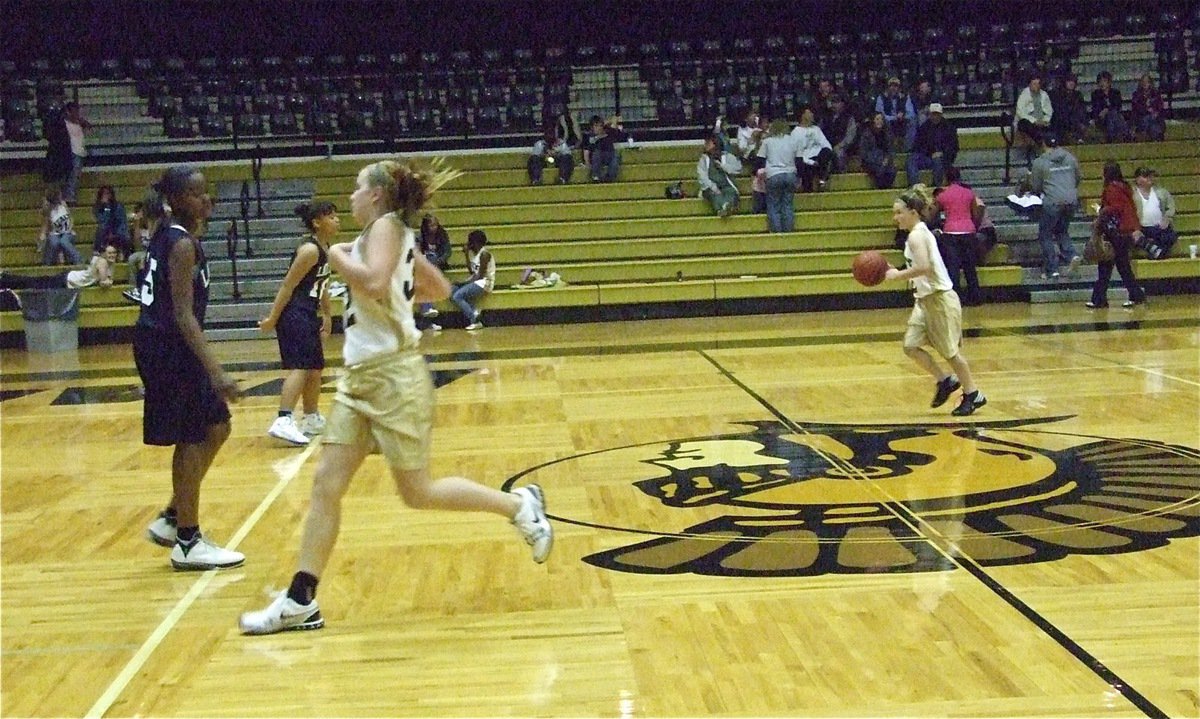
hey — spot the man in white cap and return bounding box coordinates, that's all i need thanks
[906,102,958,187]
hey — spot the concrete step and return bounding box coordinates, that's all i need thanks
[205,327,265,341]
[1029,287,1137,304]
[213,178,314,201]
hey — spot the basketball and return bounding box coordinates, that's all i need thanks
[852,250,890,287]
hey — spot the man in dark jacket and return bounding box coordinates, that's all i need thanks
[905,103,958,187]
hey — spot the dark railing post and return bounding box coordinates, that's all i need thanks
[252,145,264,217]
[239,180,254,258]
[999,111,1014,184]
[225,220,241,300]
[613,67,622,115]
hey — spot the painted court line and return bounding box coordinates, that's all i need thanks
[85,442,319,719]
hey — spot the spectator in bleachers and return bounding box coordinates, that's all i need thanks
[1130,73,1166,141]
[735,110,766,173]
[859,112,898,189]
[92,185,132,259]
[417,214,451,322]
[583,114,626,182]
[905,103,957,188]
[1048,74,1089,145]
[554,110,583,150]
[123,191,164,304]
[42,107,72,192]
[451,229,494,330]
[0,244,117,293]
[791,107,834,193]
[1030,135,1082,280]
[1132,167,1177,259]
[813,78,837,127]
[758,118,799,232]
[934,167,982,305]
[1088,161,1146,308]
[821,95,858,173]
[905,79,935,151]
[710,116,744,175]
[875,77,911,151]
[1015,74,1053,148]
[527,127,574,185]
[1091,71,1131,143]
[62,102,92,204]
[38,187,82,266]
[697,135,740,217]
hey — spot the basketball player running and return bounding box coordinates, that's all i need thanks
[259,201,338,446]
[138,166,245,570]
[885,188,987,416]
[239,159,553,635]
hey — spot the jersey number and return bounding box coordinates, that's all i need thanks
[139,258,157,306]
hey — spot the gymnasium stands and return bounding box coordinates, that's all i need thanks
[1,3,1198,345]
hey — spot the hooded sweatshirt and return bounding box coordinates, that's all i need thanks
[1029,147,1081,206]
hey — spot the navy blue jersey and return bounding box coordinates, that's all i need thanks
[285,237,330,314]
[135,223,210,333]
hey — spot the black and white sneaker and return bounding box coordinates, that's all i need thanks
[239,592,324,635]
[951,391,987,417]
[930,376,961,408]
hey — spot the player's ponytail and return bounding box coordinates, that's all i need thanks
[364,158,462,227]
[293,200,337,232]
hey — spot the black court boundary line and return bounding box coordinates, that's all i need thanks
[2,315,1197,385]
[695,348,1167,719]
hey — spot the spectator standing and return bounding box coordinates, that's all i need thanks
[1088,162,1147,308]
[527,127,574,185]
[905,79,935,151]
[1015,74,1053,148]
[1091,71,1131,143]
[63,102,91,203]
[1132,167,1177,259]
[39,187,82,265]
[1029,135,1082,279]
[758,118,799,232]
[697,135,739,217]
[934,168,982,305]
[859,112,897,189]
[905,103,958,188]
[92,185,131,258]
[874,77,911,150]
[42,107,72,191]
[451,229,495,330]
[1130,73,1166,141]
[791,107,834,193]
[1049,74,1089,145]
[812,78,837,127]
[821,95,858,173]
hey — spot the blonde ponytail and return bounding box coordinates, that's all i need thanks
[365,157,463,227]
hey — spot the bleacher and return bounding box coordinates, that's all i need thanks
[2,119,1198,346]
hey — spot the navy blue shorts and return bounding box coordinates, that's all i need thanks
[275,304,324,370]
[133,326,231,446]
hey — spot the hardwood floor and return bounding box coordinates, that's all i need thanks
[2,297,1197,717]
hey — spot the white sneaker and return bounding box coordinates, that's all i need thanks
[298,412,325,436]
[146,512,177,547]
[170,534,245,570]
[464,322,484,331]
[426,323,442,332]
[420,308,439,318]
[239,592,324,635]
[268,415,310,445]
[510,484,553,563]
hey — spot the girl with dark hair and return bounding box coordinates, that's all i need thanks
[240,158,552,635]
[1088,162,1147,309]
[934,167,983,305]
[451,228,495,330]
[258,200,339,445]
[416,213,451,324]
[92,185,131,258]
[883,188,987,417]
[859,112,897,189]
[137,165,244,571]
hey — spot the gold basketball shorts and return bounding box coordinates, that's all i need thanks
[904,290,963,361]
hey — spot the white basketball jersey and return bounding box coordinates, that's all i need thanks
[342,213,421,365]
[904,221,954,298]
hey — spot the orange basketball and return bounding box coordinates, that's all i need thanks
[852,250,890,287]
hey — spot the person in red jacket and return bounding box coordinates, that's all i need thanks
[1088,162,1146,309]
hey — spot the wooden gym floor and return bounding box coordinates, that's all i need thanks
[1,297,1197,718]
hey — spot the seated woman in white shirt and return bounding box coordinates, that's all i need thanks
[790,107,834,193]
[450,229,495,331]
